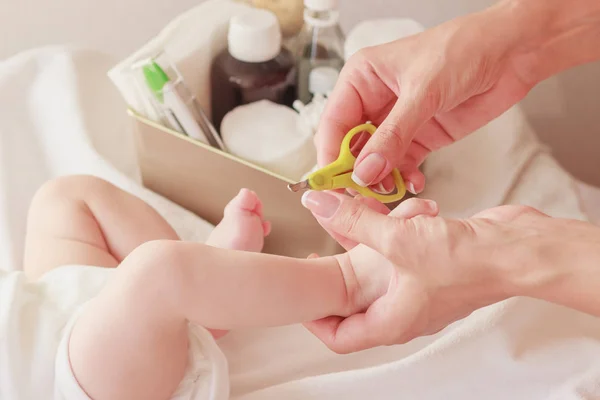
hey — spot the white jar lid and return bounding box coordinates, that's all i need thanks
[228,9,282,63]
[309,66,339,95]
[304,0,338,11]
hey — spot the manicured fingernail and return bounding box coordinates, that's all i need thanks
[301,191,340,218]
[374,182,393,194]
[352,153,387,187]
[407,181,417,195]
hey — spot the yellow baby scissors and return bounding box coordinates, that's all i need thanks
[288,123,406,203]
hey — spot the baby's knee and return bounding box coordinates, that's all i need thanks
[31,175,115,209]
[120,240,196,297]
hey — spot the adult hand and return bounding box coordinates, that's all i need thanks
[302,191,600,353]
[316,0,600,193]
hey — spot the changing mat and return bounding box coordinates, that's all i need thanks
[1,45,600,400]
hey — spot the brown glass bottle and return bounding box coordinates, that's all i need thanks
[211,48,297,132]
[210,9,297,132]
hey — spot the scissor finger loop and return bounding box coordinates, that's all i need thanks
[288,123,407,204]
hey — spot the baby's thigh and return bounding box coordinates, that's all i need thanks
[65,241,230,399]
[24,176,119,278]
[67,243,190,400]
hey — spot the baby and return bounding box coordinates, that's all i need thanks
[1,175,436,400]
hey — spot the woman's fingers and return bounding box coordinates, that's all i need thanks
[304,293,398,354]
[311,194,391,251]
[314,48,402,168]
[399,167,426,195]
[354,195,392,215]
[389,197,439,219]
[303,313,379,354]
[304,282,423,353]
[351,89,435,187]
[302,191,439,253]
[302,191,391,251]
[314,68,367,167]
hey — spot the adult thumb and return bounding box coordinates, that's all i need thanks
[352,95,434,188]
[301,191,397,252]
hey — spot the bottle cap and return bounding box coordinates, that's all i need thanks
[308,66,339,95]
[228,9,282,63]
[142,61,170,103]
[304,0,338,11]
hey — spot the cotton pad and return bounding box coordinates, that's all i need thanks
[344,18,425,61]
[221,100,316,181]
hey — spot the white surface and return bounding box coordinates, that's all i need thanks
[2,44,600,398]
[0,266,109,399]
[228,8,281,63]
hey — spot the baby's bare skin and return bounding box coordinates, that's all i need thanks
[23,175,437,399]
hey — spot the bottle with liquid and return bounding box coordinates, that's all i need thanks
[211,8,297,132]
[296,0,345,104]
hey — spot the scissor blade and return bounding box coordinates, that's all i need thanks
[288,180,311,192]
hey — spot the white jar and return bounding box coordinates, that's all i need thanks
[221,100,316,181]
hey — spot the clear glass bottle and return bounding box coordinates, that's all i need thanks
[296,0,345,104]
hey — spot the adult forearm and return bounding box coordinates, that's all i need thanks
[506,219,600,317]
[536,242,600,317]
[503,0,600,84]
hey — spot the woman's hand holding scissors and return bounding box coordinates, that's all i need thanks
[303,0,600,354]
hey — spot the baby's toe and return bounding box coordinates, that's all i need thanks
[225,188,262,217]
[262,221,271,236]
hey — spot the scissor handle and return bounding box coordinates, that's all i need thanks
[308,123,407,204]
[339,123,377,162]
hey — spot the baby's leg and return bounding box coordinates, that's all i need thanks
[67,189,271,400]
[69,190,269,400]
[24,175,179,279]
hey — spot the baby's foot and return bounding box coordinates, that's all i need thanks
[206,188,270,253]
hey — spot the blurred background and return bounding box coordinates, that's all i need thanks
[1,0,599,186]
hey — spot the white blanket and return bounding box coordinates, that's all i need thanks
[1,47,600,399]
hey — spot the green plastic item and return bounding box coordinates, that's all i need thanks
[142,61,170,103]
